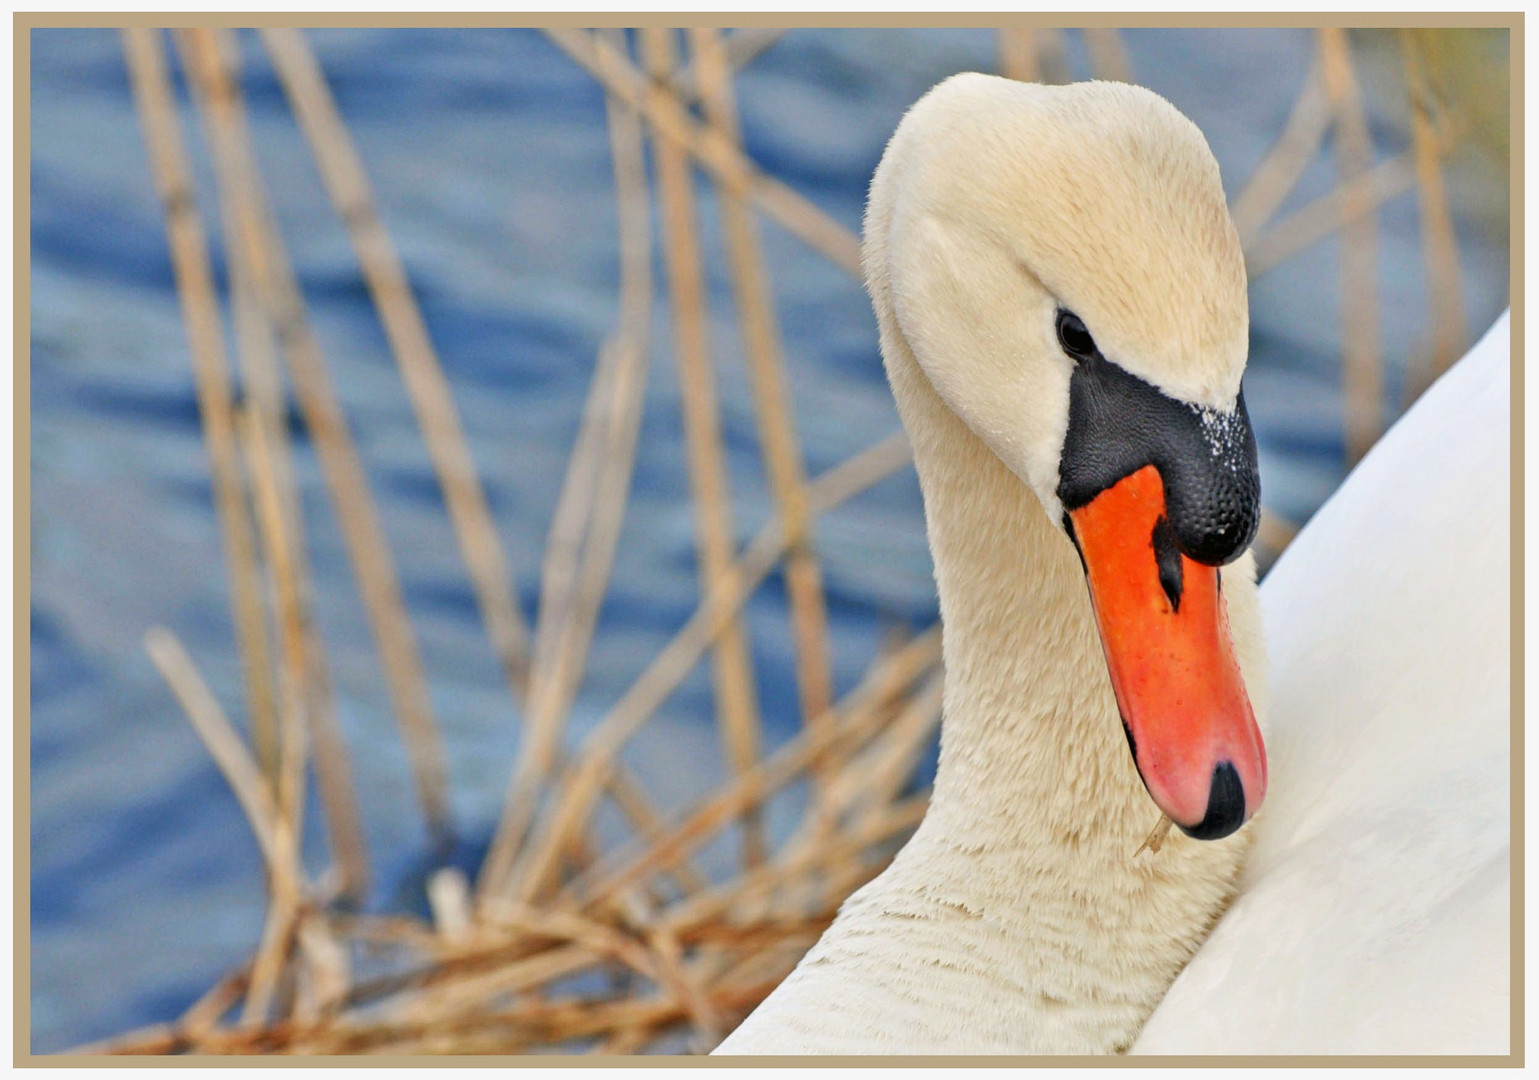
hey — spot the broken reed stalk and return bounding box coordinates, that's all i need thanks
[177,25,370,902]
[690,26,836,797]
[1401,30,1468,385]
[541,28,863,277]
[120,27,281,795]
[144,627,284,873]
[1230,63,1332,248]
[643,26,768,870]
[1319,28,1383,466]
[260,28,531,740]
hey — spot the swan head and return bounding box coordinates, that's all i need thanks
[866,73,1266,839]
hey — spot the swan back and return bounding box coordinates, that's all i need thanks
[1132,313,1512,1054]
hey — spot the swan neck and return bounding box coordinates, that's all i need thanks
[884,330,1141,845]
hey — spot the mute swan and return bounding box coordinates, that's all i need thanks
[718,72,1271,1055]
[716,74,1510,1056]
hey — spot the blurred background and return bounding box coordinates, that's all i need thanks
[29,26,1509,1054]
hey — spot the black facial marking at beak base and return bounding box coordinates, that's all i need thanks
[1062,512,1088,575]
[1054,315,1261,567]
[1151,515,1183,613]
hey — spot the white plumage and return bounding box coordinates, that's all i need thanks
[1133,312,1511,1055]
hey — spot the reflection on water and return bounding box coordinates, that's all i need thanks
[28,27,1508,1052]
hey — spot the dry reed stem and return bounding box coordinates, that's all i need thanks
[667,27,787,102]
[177,26,370,899]
[272,976,792,1055]
[121,27,280,795]
[500,345,685,903]
[504,523,788,905]
[1319,28,1383,466]
[542,28,863,277]
[383,943,601,1028]
[1083,28,1131,82]
[179,29,291,783]
[1133,814,1176,858]
[1245,118,1462,280]
[658,794,930,935]
[645,27,768,870]
[566,626,941,911]
[600,764,711,899]
[593,1023,655,1055]
[480,30,668,901]
[1230,64,1331,248]
[240,407,311,863]
[574,716,856,914]
[830,670,944,821]
[756,672,941,920]
[237,407,313,1025]
[428,868,475,944]
[998,28,1041,82]
[647,926,724,1046]
[483,904,662,983]
[261,29,520,826]
[530,338,617,680]
[528,34,656,732]
[780,624,942,847]
[691,26,835,796]
[144,628,283,871]
[70,1023,184,1056]
[1401,30,1468,384]
[173,27,452,852]
[1036,29,1071,83]
[179,964,253,1041]
[293,912,352,1021]
[503,427,918,906]
[1000,27,1071,84]
[241,832,304,1026]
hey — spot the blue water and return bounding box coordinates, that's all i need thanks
[28,27,1508,1053]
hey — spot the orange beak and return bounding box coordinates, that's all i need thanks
[1068,464,1266,839]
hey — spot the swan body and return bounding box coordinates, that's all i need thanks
[716,71,1511,1056]
[1132,313,1511,1055]
[718,73,1268,1056]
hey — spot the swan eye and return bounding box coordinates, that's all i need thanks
[1056,309,1097,362]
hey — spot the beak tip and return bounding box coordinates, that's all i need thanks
[1173,761,1250,841]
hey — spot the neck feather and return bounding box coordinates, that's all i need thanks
[884,317,1155,851]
